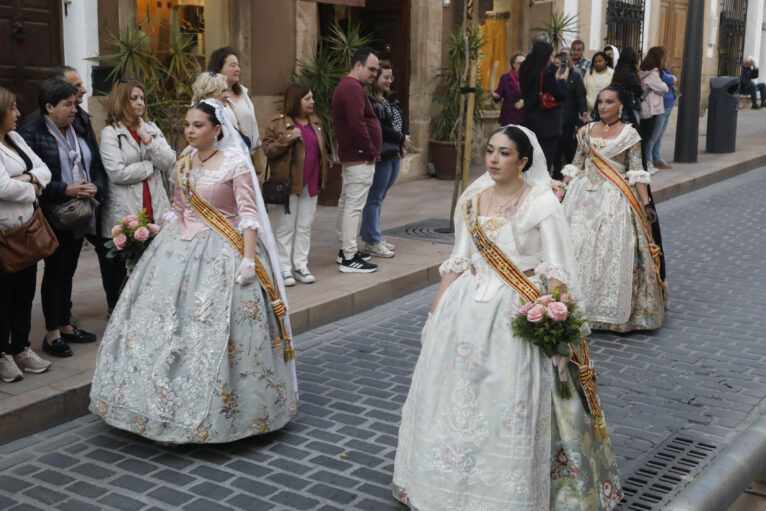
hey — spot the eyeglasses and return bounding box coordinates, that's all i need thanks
[367,66,379,73]
[383,75,395,83]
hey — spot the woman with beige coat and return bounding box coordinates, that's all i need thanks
[99,79,176,297]
[262,84,327,286]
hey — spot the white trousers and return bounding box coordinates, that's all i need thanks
[273,186,318,274]
[335,163,375,260]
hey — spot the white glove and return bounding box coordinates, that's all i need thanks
[235,258,256,286]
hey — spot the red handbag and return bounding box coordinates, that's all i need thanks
[539,70,560,110]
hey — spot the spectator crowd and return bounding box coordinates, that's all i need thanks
[0,45,410,383]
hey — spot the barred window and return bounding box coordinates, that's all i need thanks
[717,0,748,77]
[605,0,645,56]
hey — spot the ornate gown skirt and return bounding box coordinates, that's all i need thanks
[564,177,665,332]
[90,222,298,443]
[392,273,622,510]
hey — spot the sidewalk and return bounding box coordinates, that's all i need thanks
[1,109,765,445]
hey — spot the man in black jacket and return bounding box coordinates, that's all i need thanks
[553,52,588,180]
[741,57,766,109]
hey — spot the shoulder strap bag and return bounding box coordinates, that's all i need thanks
[539,70,560,110]
[0,199,59,273]
[262,139,295,214]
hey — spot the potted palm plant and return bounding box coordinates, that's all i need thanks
[430,26,489,180]
[294,22,374,206]
[89,10,201,150]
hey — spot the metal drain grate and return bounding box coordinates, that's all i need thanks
[382,218,454,245]
[617,435,720,510]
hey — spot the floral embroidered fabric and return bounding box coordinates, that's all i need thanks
[89,154,297,443]
[393,181,621,510]
[561,124,665,331]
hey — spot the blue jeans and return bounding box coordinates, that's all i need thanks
[360,158,401,245]
[648,107,673,164]
[742,82,766,103]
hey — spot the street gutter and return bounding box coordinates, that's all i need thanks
[666,414,766,511]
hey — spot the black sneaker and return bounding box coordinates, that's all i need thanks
[752,102,761,110]
[336,249,371,264]
[339,253,378,273]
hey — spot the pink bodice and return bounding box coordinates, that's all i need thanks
[169,150,259,240]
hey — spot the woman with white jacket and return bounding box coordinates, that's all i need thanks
[99,79,176,300]
[0,87,53,382]
[638,47,669,172]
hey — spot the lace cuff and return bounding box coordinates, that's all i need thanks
[237,217,260,233]
[439,257,472,277]
[534,262,571,286]
[162,211,178,223]
[627,169,651,185]
[562,164,580,178]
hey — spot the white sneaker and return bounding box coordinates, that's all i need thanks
[14,347,51,373]
[0,354,23,383]
[365,242,395,258]
[294,268,316,284]
[381,239,396,250]
[648,165,658,175]
[282,272,296,287]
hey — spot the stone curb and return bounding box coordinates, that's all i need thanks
[1,151,763,447]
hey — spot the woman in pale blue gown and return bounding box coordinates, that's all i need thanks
[393,126,622,510]
[89,100,298,443]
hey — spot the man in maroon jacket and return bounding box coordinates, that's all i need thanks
[332,47,382,273]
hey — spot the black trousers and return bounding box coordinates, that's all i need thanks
[553,124,578,180]
[86,233,124,310]
[538,136,560,175]
[41,231,84,331]
[639,115,657,169]
[0,264,36,355]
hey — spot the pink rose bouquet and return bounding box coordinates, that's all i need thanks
[511,287,585,398]
[552,180,567,201]
[104,208,160,273]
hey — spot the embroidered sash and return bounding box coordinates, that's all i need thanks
[462,195,540,303]
[581,130,663,281]
[463,193,608,440]
[175,154,295,362]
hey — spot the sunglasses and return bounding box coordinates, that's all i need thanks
[118,77,138,83]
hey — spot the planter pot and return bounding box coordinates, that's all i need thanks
[318,161,343,206]
[429,139,458,181]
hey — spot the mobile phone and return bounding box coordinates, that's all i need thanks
[559,61,568,73]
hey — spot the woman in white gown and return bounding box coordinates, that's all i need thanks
[89,100,298,443]
[561,85,666,332]
[393,126,622,511]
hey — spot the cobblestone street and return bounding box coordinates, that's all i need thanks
[2,167,766,510]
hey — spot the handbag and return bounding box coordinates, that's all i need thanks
[0,205,59,273]
[262,143,295,214]
[42,197,93,231]
[539,71,560,110]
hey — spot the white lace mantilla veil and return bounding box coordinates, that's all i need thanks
[455,124,582,299]
[199,98,298,395]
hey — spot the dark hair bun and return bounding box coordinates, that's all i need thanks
[191,101,224,141]
[493,126,534,172]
